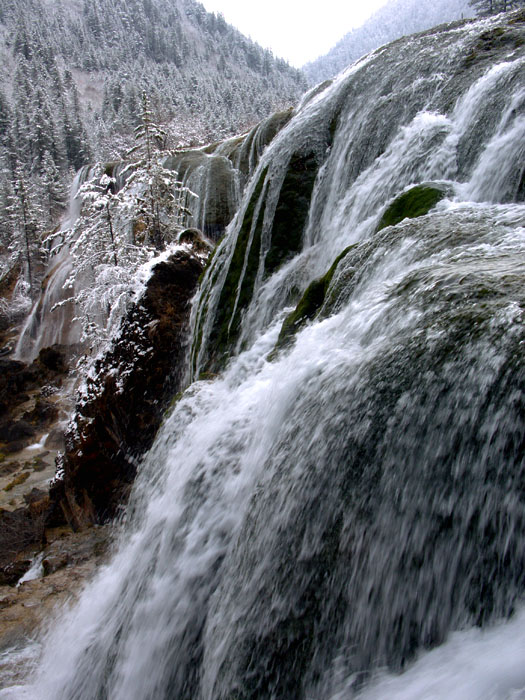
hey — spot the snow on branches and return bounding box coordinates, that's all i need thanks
[47,152,197,359]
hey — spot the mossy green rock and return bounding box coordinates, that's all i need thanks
[164,151,238,241]
[264,152,319,277]
[205,167,269,368]
[377,184,449,232]
[235,109,294,178]
[272,246,355,356]
[203,150,321,371]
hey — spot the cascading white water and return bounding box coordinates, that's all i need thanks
[2,10,525,700]
[191,14,525,369]
[14,165,98,362]
[339,608,525,700]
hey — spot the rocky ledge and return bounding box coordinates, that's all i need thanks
[0,524,111,687]
[51,240,210,530]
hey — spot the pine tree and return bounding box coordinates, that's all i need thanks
[29,89,58,171]
[125,91,186,249]
[469,0,525,14]
[127,91,167,162]
[58,170,120,276]
[49,165,151,351]
[121,159,195,250]
[39,151,66,229]
[9,168,44,298]
[0,168,14,251]
[0,91,11,145]
[63,84,91,170]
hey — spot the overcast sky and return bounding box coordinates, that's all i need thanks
[199,0,392,67]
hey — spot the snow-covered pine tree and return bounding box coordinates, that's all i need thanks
[0,91,10,146]
[49,168,125,350]
[58,170,121,279]
[125,92,194,249]
[469,0,525,13]
[8,166,44,299]
[49,163,153,352]
[127,91,168,163]
[39,151,67,230]
[0,167,14,252]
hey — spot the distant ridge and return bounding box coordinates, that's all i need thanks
[303,0,472,85]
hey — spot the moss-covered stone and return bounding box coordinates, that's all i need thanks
[271,246,355,357]
[464,26,524,68]
[163,151,238,241]
[509,9,525,25]
[178,228,214,256]
[276,279,327,348]
[195,147,325,372]
[235,109,294,177]
[205,167,269,369]
[103,162,119,178]
[190,246,226,375]
[264,152,319,277]
[377,184,448,232]
[4,471,30,492]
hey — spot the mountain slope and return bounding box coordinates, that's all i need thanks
[0,0,306,258]
[303,0,473,84]
[1,0,306,154]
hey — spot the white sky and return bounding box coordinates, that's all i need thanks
[199,0,391,67]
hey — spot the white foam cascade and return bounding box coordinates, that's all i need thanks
[348,610,525,700]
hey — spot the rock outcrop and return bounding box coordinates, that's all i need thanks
[0,524,111,655]
[0,346,70,584]
[52,240,210,529]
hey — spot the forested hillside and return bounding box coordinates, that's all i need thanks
[303,0,473,84]
[0,0,306,301]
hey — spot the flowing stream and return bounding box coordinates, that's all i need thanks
[3,11,525,699]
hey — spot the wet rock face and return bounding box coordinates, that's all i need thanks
[0,524,111,654]
[376,182,452,232]
[0,496,50,581]
[54,244,209,529]
[0,347,68,421]
[0,345,69,579]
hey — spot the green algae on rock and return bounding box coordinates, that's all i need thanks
[271,246,356,356]
[264,152,319,277]
[377,183,451,232]
[202,167,269,371]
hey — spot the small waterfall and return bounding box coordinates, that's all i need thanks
[62,165,100,231]
[14,131,263,363]
[4,11,525,700]
[164,109,293,242]
[164,150,242,241]
[14,165,99,362]
[462,86,525,202]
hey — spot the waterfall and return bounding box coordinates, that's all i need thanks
[163,108,293,242]
[3,10,525,699]
[14,165,99,362]
[163,149,242,241]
